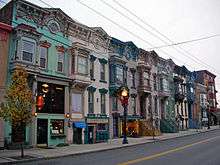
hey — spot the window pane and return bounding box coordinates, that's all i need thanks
[57,52,64,72]
[116,67,123,83]
[100,64,105,80]
[22,40,34,62]
[40,58,46,68]
[22,51,33,62]
[50,119,64,135]
[72,93,82,112]
[78,56,88,74]
[40,47,47,68]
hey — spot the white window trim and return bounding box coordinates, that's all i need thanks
[57,52,64,73]
[39,46,48,69]
[21,37,36,64]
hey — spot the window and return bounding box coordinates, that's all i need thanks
[112,97,118,111]
[78,56,88,74]
[131,97,136,114]
[116,67,123,83]
[72,93,82,112]
[153,75,157,90]
[39,46,48,69]
[50,119,64,136]
[22,40,35,63]
[143,72,150,86]
[88,91,94,114]
[131,71,135,88]
[90,60,94,79]
[36,82,65,114]
[57,52,64,72]
[160,78,163,91]
[100,64,105,81]
[154,97,158,115]
[101,93,106,114]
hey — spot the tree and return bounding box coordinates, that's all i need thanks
[0,66,34,158]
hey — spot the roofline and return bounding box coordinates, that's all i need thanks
[0,22,12,31]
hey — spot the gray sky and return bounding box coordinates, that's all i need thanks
[1,0,220,104]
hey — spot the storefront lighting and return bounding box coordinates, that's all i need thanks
[42,83,49,88]
[65,113,70,118]
[56,87,63,90]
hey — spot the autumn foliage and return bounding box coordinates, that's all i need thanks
[0,66,33,132]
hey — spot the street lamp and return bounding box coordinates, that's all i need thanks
[117,86,129,144]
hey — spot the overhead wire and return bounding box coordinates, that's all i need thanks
[111,0,220,75]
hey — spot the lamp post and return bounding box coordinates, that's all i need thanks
[117,86,129,144]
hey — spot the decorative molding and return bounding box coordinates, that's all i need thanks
[98,58,108,64]
[56,45,65,52]
[39,40,51,48]
[99,88,108,94]
[90,55,97,62]
[87,86,96,92]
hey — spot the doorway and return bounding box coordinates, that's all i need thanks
[37,119,48,146]
[73,128,82,144]
[88,126,94,144]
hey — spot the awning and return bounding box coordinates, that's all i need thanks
[73,121,86,128]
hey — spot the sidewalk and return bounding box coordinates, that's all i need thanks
[0,126,219,164]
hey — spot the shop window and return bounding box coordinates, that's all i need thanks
[21,39,35,63]
[39,46,48,69]
[97,123,107,131]
[36,82,65,114]
[50,119,64,136]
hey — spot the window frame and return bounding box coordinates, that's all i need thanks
[57,51,64,73]
[101,93,106,114]
[78,55,88,75]
[21,38,35,63]
[39,46,48,69]
[88,90,94,114]
[100,63,105,81]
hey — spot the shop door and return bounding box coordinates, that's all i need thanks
[88,126,94,144]
[73,128,82,144]
[37,119,48,145]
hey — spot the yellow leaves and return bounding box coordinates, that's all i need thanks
[0,67,34,127]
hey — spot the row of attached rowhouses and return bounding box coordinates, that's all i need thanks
[0,0,218,148]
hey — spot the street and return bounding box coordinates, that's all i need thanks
[18,129,220,165]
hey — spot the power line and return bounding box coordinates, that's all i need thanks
[112,0,220,75]
[148,34,220,49]
[76,0,194,69]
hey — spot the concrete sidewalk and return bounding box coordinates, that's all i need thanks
[0,126,219,164]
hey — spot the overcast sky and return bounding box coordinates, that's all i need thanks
[1,0,220,104]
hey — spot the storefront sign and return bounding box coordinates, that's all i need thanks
[87,118,108,124]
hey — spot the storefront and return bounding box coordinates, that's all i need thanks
[72,121,86,144]
[35,81,68,147]
[118,115,140,138]
[85,115,109,144]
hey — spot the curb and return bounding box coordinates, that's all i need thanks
[1,128,219,165]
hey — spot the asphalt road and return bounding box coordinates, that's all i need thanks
[19,129,220,165]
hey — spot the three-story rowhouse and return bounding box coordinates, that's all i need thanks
[109,38,140,138]
[0,0,72,147]
[137,50,160,136]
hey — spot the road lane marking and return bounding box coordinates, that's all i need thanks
[118,136,220,165]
